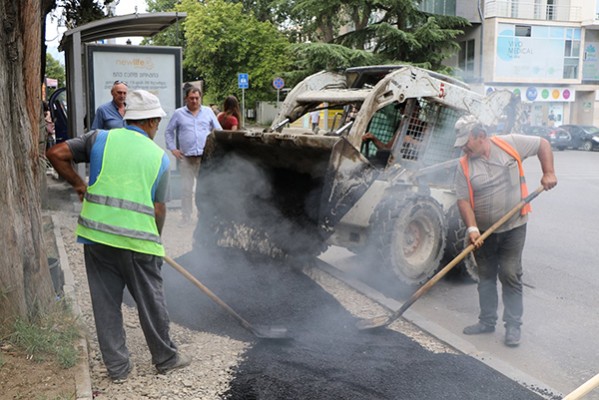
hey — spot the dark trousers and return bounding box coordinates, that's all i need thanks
[84,244,178,378]
[475,224,526,328]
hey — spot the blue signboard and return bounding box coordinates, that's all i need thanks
[238,73,249,89]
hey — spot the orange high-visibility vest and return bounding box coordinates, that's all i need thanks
[459,136,531,216]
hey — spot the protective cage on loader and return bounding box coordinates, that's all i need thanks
[193,65,521,286]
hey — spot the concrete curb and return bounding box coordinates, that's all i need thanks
[52,215,94,400]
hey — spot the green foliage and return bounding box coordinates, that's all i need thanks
[142,0,189,78]
[335,0,469,71]
[285,43,383,86]
[45,53,65,88]
[146,0,178,12]
[181,0,291,104]
[6,300,80,369]
[136,0,468,99]
[57,0,114,28]
[224,0,293,25]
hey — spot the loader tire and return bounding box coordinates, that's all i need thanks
[372,194,446,286]
[444,204,478,282]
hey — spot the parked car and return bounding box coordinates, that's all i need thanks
[522,125,571,151]
[559,125,599,151]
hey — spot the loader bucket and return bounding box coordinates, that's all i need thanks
[193,129,342,258]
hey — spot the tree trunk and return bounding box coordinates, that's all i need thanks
[0,0,54,329]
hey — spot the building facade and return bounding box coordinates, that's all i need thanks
[432,0,599,127]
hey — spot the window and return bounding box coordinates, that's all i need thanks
[458,39,476,79]
[534,0,542,19]
[515,25,532,37]
[510,0,519,18]
[420,0,456,16]
[563,28,581,79]
[547,0,555,20]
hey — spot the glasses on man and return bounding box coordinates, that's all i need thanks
[113,80,128,86]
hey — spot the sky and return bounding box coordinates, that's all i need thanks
[46,0,148,64]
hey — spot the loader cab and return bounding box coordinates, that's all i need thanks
[390,97,463,185]
[359,95,463,185]
[361,98,437,169]
[361,101,406,167]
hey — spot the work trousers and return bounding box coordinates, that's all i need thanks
[475,224,526,328]
[84,244,178,378]
[179,155,202,219]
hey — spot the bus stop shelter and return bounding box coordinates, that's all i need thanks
[58,12,186,174]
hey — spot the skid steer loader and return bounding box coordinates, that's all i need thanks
[193,65,522,286]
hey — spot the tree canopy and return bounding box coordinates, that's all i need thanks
[45,53,65,87]
[52,0,115,29]
[147,0,467,99]
[178,0,292,104]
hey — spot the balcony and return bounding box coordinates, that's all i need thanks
[484,0,581,22]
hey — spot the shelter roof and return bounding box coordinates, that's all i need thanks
[59,12,186,50]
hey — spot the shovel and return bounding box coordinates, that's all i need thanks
[356,185,545,331]
[164,255,292,341]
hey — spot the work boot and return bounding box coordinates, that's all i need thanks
[111,361,134,384]
[504,326,521,347]
[463,322,495,335]
[156,353,192,374]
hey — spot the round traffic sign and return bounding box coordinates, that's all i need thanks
[272,77,285,90]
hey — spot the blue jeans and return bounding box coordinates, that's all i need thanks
[475,224,526,328]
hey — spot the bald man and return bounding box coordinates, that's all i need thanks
[91,80,128,130]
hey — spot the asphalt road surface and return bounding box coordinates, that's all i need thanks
[321,149,599,399]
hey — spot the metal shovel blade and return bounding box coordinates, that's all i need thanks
[355,315,392,331]
[251,325,293,341]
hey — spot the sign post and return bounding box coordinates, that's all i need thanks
[272,77,285,106]
[238,73,249,127]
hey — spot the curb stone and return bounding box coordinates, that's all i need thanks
[52,214,93,400]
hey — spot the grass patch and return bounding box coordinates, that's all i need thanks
[6,298,80,369]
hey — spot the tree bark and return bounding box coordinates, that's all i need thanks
[0,0,55,329]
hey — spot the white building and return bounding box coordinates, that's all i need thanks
[426,0,599,126]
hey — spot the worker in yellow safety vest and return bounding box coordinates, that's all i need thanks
[47,90,191,383]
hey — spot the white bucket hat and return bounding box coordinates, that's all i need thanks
[124,90,167,120]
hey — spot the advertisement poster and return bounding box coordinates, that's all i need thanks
[87,45,182,153]
[582,42,599,81]
[494,24,580,81]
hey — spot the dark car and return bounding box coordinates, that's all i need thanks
[559,125,599,151]
[522,125,571,151]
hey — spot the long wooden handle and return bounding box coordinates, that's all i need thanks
[563,373,599,400]
[163,255,253,331]
[391,185,545,320]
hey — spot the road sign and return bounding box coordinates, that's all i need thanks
[272,77,285,90]
[238,73,249,89]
